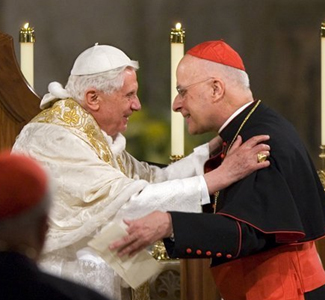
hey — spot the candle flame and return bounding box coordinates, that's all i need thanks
[23,23,30,30]
[175,23,182,30]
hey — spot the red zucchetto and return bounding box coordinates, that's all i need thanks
[0,151,48,219]
[186,40,245,71]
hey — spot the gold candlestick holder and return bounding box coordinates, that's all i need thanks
[170,22,185,44]
[151,240,172,261]
[19,23,35,43]
[170,154,184,163]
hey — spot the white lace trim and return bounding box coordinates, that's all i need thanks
[40,248,131,300]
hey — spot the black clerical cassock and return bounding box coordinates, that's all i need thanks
[165,100,325,299]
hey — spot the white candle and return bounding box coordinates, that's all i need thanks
[19,23,35,88]
[170,23,185,158]
[321,22,325,145]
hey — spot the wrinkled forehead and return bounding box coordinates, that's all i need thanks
[177,55,208,81]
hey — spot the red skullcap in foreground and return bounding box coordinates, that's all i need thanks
[0,151,48,219]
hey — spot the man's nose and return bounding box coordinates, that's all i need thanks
[172,94,182,112]
[131,96,141,111]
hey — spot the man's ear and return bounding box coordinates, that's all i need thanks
[84,88,100,111]
[212,79,225,101]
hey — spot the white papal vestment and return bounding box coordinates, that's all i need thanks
[13,98,210,300]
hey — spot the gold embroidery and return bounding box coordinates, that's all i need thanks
[31,99,126,174]
[116,156,126,175]
[63,109,80,125]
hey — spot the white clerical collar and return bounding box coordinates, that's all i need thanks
[218,101,254,134]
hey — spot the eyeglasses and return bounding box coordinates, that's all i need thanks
[176,77,213,98]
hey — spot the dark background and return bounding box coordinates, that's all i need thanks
[1,0,325,166]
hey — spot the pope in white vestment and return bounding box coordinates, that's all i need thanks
[12,97,210,299]
[12,41,215,299]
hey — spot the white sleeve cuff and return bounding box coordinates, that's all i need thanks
[199,175,210,205]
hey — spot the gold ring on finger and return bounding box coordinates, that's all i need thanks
[257,153,267,163]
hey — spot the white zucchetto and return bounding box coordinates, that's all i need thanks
[70,43,137,75]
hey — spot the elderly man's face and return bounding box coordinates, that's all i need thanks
[173,55,220,135]
[96,69,141,138]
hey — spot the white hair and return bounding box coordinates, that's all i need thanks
[198,59,250,91]
[219,64,250,90]
[65,64,139,104]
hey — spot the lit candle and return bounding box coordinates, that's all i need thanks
[170,23,185,159]
[19,23,35,88]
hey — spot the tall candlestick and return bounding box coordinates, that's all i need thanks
[321,22,325,145]
[170,23,185,160]
[19,23,35,88]
[319,22,325,190]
